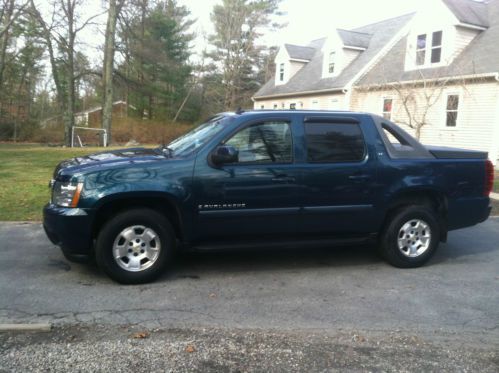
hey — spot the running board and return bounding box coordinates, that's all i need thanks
[186,234,377,251]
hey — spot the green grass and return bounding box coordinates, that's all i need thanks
[0,143,136,221]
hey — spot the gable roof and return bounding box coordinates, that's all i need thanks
[254,0,499,100]
[358,0,499,86]
[284,44,315,60]
[442,0,489,27]
[253,13,414,98]
[337,29,372,49]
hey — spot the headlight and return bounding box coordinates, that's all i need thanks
[51,181,83,207]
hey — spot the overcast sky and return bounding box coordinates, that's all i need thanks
[183,0,432,52]
[44,0,435,65]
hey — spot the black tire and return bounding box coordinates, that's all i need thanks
[95,208,175,284]
[379,205,440,268]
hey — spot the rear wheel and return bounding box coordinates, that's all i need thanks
[379,205,440,268]
[95,208,175,284]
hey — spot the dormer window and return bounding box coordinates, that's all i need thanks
[431,31,442,63]
[416,34,426,65]
[415,31,443,66]
[279,63,285,81]
[328,51,336,73]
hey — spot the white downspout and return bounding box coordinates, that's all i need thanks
[490,73,499,165]
[342,87,352,111]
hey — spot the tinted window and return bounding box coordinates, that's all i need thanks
[225,121,292,164]
[305,122,365,163]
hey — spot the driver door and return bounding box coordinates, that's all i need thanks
[192,119,301,241]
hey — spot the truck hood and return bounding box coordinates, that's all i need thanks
[54,147,168,178]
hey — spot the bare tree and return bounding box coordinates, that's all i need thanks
[101,0,124,145]
[30,0,103,146]
[0,0,29,91]
[391,72,451,140]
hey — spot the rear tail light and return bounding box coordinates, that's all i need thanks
[484,160,494,196]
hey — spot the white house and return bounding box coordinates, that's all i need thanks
[253,0,499,163]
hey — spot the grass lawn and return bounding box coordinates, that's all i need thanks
[0,143,135,221]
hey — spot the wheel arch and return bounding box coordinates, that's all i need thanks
[91,192,185,243]
[383,187,448,242]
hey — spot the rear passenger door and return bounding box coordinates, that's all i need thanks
[298,117,378,235]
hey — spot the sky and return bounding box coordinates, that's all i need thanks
[181,0,434,53]
[70,0,436,66]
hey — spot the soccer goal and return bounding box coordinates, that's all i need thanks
[71,126,108,148]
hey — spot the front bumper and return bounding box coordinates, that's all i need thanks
[43,203,94,256]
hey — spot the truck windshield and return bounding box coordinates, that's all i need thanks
[165,115,233,157]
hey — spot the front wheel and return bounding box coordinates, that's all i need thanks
[95,208,175,284]
[379,205,440,268]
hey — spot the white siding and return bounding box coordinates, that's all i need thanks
[351,82,499,162]
[290,61,307,78]
[451,26,480,60]
[342,48,361,68]
[254,93,346,111]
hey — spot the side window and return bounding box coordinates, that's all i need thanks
[225,121,292,164]
[305,122,365,163]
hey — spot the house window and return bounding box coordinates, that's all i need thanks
[431,31,442,63]
[299,102,304,109]
[281,102,285,109]
[328,51,336,73]
[416,34,426,65]
[415,31,443,66]
[273,103,278,109]
[290,103,296,110]
[446,94,459,127]
[279,63,284,81]
[382,98,393,120]
[260,105,264,109]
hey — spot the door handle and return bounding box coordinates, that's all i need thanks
[348,174,371,182]
[272,176,296,183]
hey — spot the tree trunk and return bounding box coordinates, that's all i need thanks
[0,0,14,91]
[64,1,76,147]
[101,0,120,145]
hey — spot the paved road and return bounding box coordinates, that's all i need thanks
[1,220,499,371]
[1,219,498,339]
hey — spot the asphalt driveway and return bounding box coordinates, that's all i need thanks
[0,219,498,371]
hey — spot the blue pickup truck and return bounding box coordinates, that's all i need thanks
[43,110,493,283]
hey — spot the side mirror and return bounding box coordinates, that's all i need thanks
[211,145,238,165]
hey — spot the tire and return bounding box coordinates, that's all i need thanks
[95,208,175,284]
[379,205,440,268]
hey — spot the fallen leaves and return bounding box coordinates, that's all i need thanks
[132,331,150,339]
[185,344,196,353]
[352,334,367,343]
